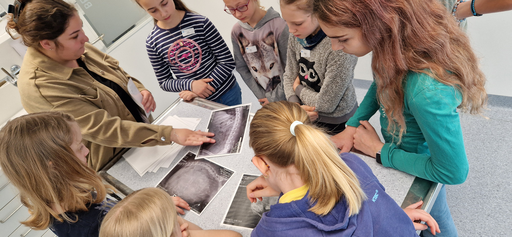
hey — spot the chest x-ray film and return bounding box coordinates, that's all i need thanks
[222,174,278,229]
[198,104,251,158]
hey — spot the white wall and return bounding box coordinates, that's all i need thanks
[182,0,512,97]
[466,12,512,97]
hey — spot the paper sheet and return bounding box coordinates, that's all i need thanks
[127,78,150,117]
[124,116,201,176]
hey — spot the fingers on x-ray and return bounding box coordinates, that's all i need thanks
[222,174,278,229]
[199,104,251,158]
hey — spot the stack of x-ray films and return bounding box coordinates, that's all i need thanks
[124,116,201,176]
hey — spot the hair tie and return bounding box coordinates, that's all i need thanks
[8,0,26,24]
[290,121,303,136]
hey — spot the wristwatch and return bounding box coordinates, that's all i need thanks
[376,150,382,164]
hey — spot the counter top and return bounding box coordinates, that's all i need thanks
[101,98,435,236]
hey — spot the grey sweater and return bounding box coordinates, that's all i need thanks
[231,7,289,102]
[283,34,358,124]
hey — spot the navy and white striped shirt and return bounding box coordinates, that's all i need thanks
[146,12,236,100]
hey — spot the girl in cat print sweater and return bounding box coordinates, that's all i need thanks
[281,0,358,135]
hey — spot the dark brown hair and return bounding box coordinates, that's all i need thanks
[313,0,487,140]
[6,0,76,48]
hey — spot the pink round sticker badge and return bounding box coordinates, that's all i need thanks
[167,38,202,74]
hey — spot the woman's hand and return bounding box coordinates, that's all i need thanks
[170,129,215,146]
[191,78,216,98]
[246,175,279,203]
[179,90,198,102]
[331,126,357,153]
[258,98,270,106]
[140,90,156,113]
[301,105,318,122]
[353,121,384,158]
[293,76,301,91]
[171,196,190,215]
[403,201,440,235]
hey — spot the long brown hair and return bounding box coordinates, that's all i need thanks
[313,0,487,139]
[6,0,76,48]
[0,112,110,229]
[250,101,365,216]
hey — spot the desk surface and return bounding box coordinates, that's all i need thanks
[101,98,434,237]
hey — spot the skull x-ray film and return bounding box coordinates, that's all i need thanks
[157,152,234,215]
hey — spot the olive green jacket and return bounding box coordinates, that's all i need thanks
[18,43,173,171]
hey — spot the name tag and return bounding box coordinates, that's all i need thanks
[300,49,310,58]
[181,28,195,37]
[245,46,257,53]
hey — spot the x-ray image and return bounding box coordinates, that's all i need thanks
[198,104,251,158]
[157,152,234,215]
[223,174,278,229]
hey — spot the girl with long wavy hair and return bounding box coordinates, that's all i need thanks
[313,0,487,236]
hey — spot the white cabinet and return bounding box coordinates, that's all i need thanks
[0,171,56,237]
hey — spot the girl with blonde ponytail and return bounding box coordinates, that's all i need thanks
[247,101,435,236]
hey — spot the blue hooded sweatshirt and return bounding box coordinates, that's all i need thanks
[251,153,418,237]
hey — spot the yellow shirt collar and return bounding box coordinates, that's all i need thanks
[279,184,309,204]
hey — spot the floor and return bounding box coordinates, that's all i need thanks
[238,75,511,237]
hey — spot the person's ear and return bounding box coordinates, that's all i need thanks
[252,156,270,175]
[40,39,55,51]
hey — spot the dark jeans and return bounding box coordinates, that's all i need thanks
[213,81,242,106]
[314,121,346,135]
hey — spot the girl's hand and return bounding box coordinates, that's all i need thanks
[171,196,190,215]
[353,121,384,158]
[246,175,279,203]
[331,126,357,153]
[180,222,190,237]
[403,201,440,235]
[258,98,270,106]
[191,78,216,98]
[293,76,301,91]
[140,90,156,113]
[179,90,198,102]
[170,129,215,146]
[301,105,318,121]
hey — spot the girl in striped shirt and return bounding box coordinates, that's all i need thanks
[136,0,242,106]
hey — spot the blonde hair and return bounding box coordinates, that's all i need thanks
[0,112,109,229]
[249,101,366,216]
[99,188,179,237]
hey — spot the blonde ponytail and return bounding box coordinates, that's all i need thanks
[250,101,365,216]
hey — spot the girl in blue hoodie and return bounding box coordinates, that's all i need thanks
[247,101,438,237]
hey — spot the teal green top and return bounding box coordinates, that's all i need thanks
[347,71,468,185]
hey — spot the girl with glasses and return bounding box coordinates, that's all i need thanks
[224,0,289,106]
[136,0,242,106]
